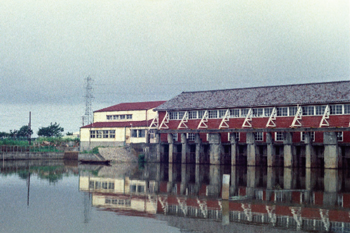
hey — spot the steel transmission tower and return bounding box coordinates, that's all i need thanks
[84,77,94,125]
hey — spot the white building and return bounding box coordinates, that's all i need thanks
[80,101,165,151]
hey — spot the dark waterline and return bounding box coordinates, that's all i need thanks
[1,160,349,232]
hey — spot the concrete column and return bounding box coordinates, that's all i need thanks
[246,166,257,197]
[230,133,238,165]
[209,133,222,165]
[181,133,188,164]
[305,132,317,168]
[283,132,293,167]
[156,133,161,162]
[323,169,339,206]
[167,134,174,163]
[283,168,293,203]
[266,167,276,201]
[246,132,259,166]
[195,134,202,164]
[266,132,275,167]
[208,165,220,196]
[180,163,187,194]
[230,166,237,196]
[324,132,339,169]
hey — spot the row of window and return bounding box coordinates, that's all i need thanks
[106,114,132,120]
[89,181,115,190]
[174,132,344,142]
[105,198,131,206]
[90,130,115,138]
[168,104,350,120]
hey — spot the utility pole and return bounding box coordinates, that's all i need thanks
[84,77,94,125]
[28,111,31,145]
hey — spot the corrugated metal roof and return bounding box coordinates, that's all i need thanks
[81,120,151,128]
[94,101,166,112]
[155,81,350,111]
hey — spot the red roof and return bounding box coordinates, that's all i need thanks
[94,101,166,112]
[81,120,152,128]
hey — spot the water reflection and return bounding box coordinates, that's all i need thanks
[78,163,350,232]
[2,160,350,232]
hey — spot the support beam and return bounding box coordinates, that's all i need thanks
[242,108,253,128]
[208,133,223,164]
[283,132,294,167]
[156,133,161,162]
[323,132,339,169]
[290,106,302,127]
[246,132,259,166]
[159,112,169,129]
[148,113,159,129]
[219,109,230,129]
[266,132,275,167]
[305,132,317,168]
[197,110,208,129]
[319,105,330,127]
[266,107,277,127]
[178,111,189,129]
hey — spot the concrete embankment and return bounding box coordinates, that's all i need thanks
[0,152,65,160]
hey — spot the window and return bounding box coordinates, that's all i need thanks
[277,107,288,116]
[102,182,108,189]
[229,132,240,141]
[302,106,315,116]
[275,132,284,141]
[131,129,138,138]
[138,130,145,138]
[289,106,298,116]
[264,107,273,117]
[253,108,264,117]
[336,132,343,142]
[178,111,185,119]
[330,105,343,115]
[90,130,96,138]
[108,182,115,189]
[110,130,115,138]
[132,129,145,138]
[344,104,350,114]
[241,109,249,117]
[219,109,227,118]
[172,133,178,141]
[120,115,125,119]
[230,109,240,118]
[208,110,218,119]
[126,114,132,119]
[97,131,102,138]
[189,111,197,119]
[315,105,326,115]
[113,115,119,120]
[107,115,113,120]
[187,133,195,141]
[169,111,178,120]
[254,132,263,141]
[103,130,109,138]
[301,132,315,142]
[198,110,205,119]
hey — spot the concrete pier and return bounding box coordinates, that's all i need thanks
[209,133,222,165]
[283,132,293,167]
[324,132,339,169]
[246,132,258,166]
[181,133,189,164]
[168,134,174,163]
[156,133,161,162]
[305,132,317,168]
[323,169,339,206]
[266,132,275,167]
[230,133,238,165]
[195,134,202,164]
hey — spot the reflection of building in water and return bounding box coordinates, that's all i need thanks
[79,164,350,232]
[151,81,350,169]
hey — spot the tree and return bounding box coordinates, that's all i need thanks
[37,122,64,137]
[17,125,33,138]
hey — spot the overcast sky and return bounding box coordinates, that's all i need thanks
[0,0,349,107]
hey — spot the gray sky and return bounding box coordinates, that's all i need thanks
[0,0,349,107]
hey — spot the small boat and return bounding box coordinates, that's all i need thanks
[79,160,111,165]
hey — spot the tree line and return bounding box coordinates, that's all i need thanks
[0,122,67,138]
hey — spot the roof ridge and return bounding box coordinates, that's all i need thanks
[181,80,350,94]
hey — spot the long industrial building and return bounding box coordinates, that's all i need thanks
[150,80,350,168]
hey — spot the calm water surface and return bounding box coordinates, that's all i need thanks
[1,160,349,233]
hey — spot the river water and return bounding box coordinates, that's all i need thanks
[1,160,349,233]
